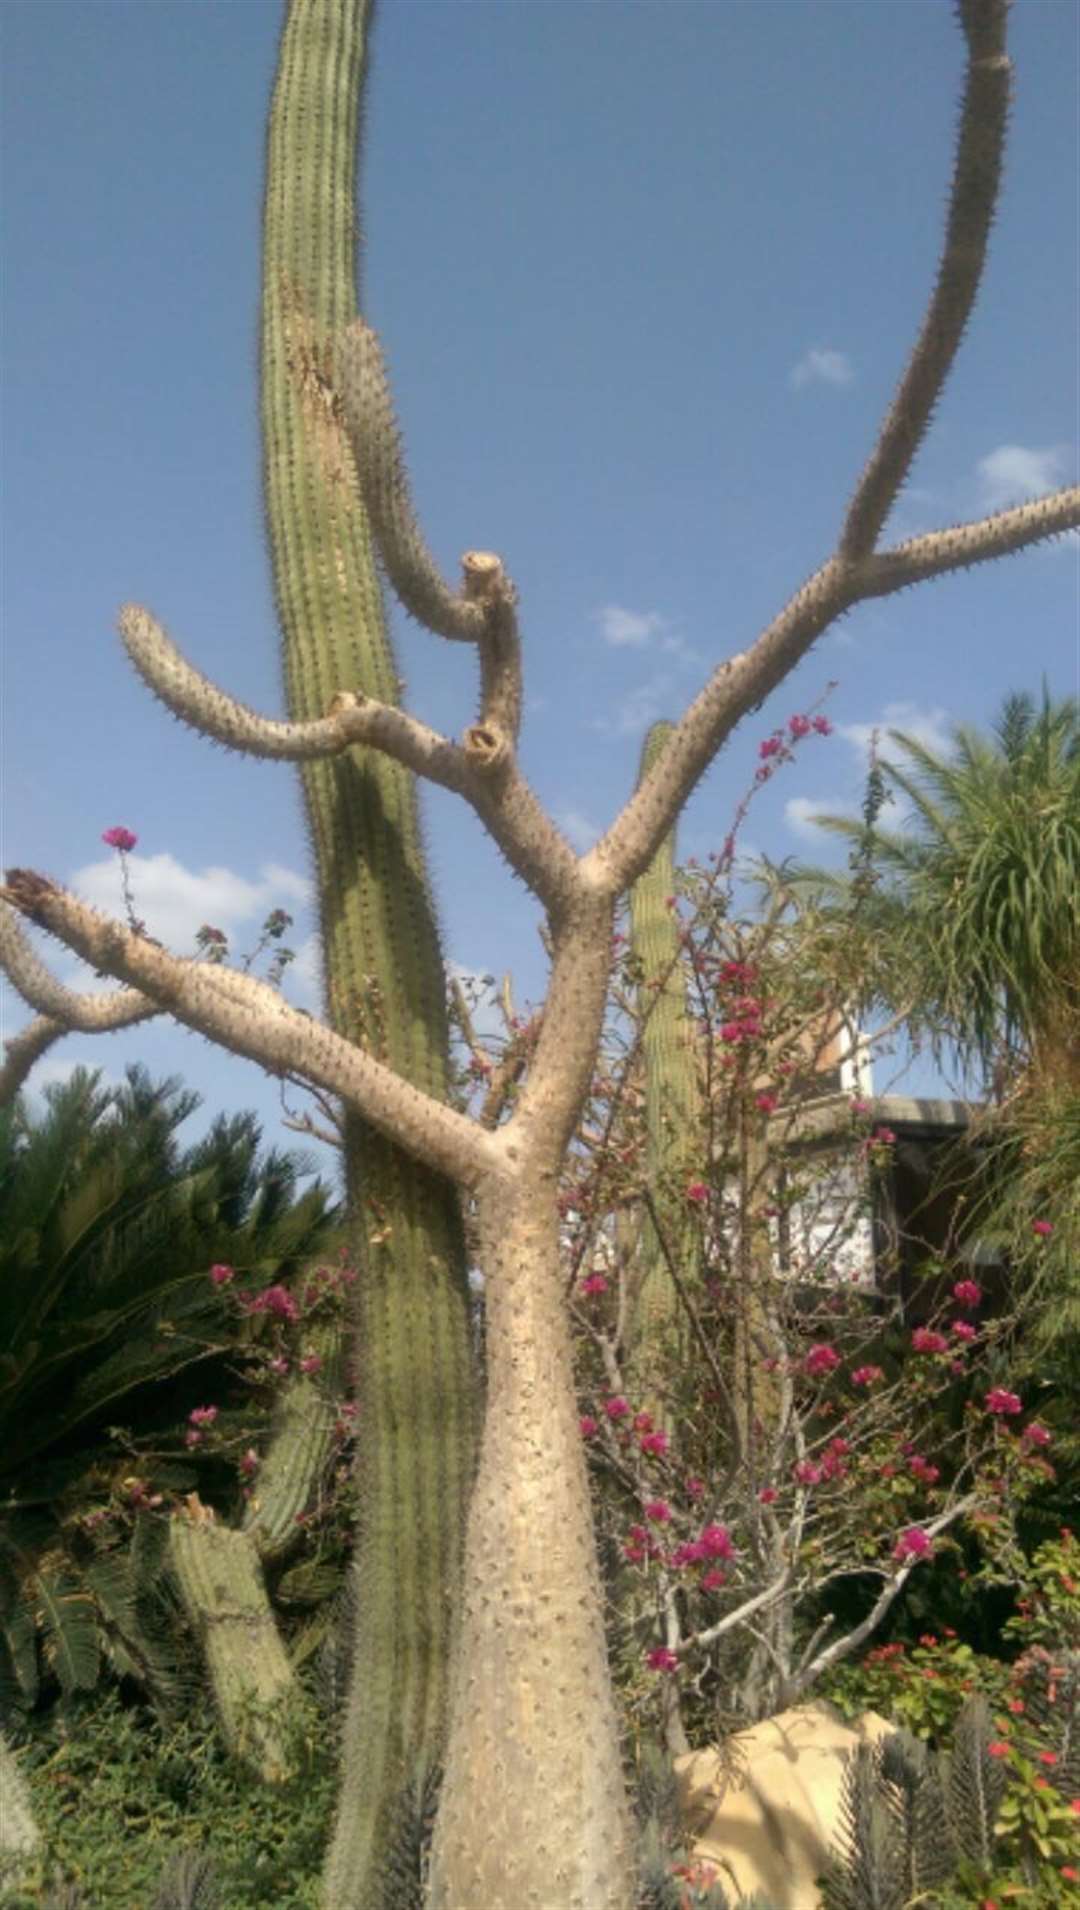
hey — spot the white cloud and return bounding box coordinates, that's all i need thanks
[603,677,674,737]
[785,795,852,841]
[840,700,953,768]
[789,347,855,391]
[72,853,311,956]
[595,605,668,648]
[975,443,1072,511]
[556,809,601,852]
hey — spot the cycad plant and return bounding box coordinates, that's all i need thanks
[0,1064,336,1723]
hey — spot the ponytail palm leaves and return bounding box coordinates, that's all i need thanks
[808,693,1080,1092]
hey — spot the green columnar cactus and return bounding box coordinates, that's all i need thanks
[628,722,700,1416]
[241,1319,345,1561]
[167,1509,299,1783]
[260,2,476,1901]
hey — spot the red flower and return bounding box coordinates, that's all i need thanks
[640,1431,670,1457]
[604,1396,630,1420]
[758,735,783,760]
[952,1279,982,1307]
[579,1415,599,1438]
[911,1328,947,1354]
[579,1273,609,1296]
[1032,1219,1054,1237]
[804,1343,840,1376]
[758,1486,778,1505]
[209,1263,235,1286]
[851,1365,884,1387]
[1021,1422,1052,1447]
[646,1646,678,1673]
[788,714,812,739]
[987,1740,1011,1758]
[644,1500,671,1524]
[894,1527,933,1561]
[985,1388,1022,1416]
[102,826,138,852]
[685,1181,710,1204]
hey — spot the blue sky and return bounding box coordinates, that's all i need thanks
[2,0,1077,1164]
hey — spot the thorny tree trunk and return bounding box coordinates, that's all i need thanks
[429,899,635,1910]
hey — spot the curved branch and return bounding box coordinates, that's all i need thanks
[120,606,575,913]
[1,873,494,1191]
[334,324,524,739]
[0,899,156,1032]
[0,1015,65,1105]
[119,605,470,779]
[840,0,1011,558]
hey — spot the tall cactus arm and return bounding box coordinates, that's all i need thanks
[260,1,480,1900]
[626,722,701,1414]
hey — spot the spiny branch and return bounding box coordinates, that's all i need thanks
[840,0,1011,558]
[1,872,493,1190]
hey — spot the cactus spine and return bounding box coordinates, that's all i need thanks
[628,722,700,1418]
[260,3,476,1903]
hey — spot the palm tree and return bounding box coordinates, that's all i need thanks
[806,691,1080,1095]
[0,1064,339,1716]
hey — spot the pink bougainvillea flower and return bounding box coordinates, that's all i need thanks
[951,1320,977,1342]
[604,1396,631,1420]
[700,1568,726,1592]
[239,1448,259,1477]
[872,1126,897,1146]
[909,1456,940,1485]
[811,715,833,736]
[247,1283,300,1323]
[640,1430,669,1457]
[699,1523,735,1560]
[1021,1422,1052,1447]
[851,1365,884,1387]
[911,1328,947,1354]
[298,1354,322,1375]
[268,1356,290,1377]
[755,1092,778,1114]
[804,1343,840,1376]
[644,1499,672,1524]
[788,714,812,739]
[209,1262,235,1286]
[893,1526,933,1561]
[952,1279,982,1308]
[579,1273,609,1296]
[685,1181,710,1204]
[794,1460,823,1486]
[685,1476,705,1499]
[646,1647,679,1673]
[670,1541,706,1569]
[758,735,783,760]
[102,826,138,852]
[987,1740,1011,1759]
[758,1486,778,1505]
[985,1388,1023,1416]
[188,1405,218,1428]
[184,1428,202,1449]
[579,1415,599,1439]
[633,1411,654,1432]
[1031,1219,1054,1237]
